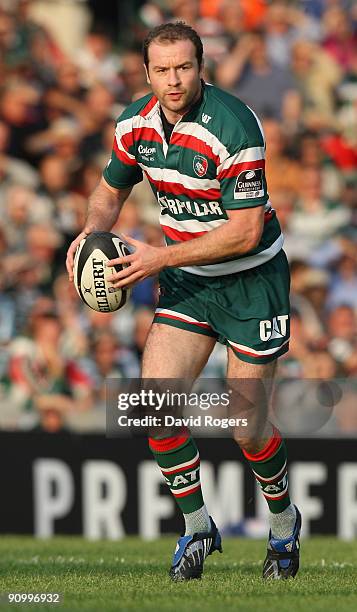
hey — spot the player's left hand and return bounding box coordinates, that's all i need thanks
[106,234,168,288]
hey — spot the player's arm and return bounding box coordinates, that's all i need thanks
[166,206,264,266]
[66,178,132,282]
[107,206,264,288]
[85,178,132,234]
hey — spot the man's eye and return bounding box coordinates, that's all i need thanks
[181,65,190,70]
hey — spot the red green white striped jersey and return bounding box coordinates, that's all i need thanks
[103,82,283,276]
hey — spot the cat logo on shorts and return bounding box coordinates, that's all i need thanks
[260,315,289,341]
[193,155,208,177]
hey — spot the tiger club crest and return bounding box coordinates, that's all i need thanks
[193,155,208,177]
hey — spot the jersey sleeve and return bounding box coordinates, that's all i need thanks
[217,113,268,210]
[103,116,143,189]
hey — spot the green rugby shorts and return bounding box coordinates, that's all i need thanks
[154,250,290,364]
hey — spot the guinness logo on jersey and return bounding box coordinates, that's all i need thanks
[193,155,208,177]
[234,168,264,200]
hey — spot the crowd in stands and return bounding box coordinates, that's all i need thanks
[0,0,356,434]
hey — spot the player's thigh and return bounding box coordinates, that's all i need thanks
[142,322,216,378]
[227,350,277,380]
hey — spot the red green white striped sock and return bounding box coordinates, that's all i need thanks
[149,434,210,533]
[242,425,291,514]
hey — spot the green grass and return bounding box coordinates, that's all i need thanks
[0,537,356,612]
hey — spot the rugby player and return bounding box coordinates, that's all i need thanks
[66,22,301,581]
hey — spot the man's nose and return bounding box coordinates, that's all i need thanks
[168,68,180,87]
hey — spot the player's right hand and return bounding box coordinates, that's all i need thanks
[66,225,94,282]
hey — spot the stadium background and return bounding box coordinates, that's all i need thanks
[0,0,356,539]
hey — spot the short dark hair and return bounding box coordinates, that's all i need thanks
[142,21,203,69]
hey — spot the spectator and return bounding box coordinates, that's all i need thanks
[274,351,338,434]
[118,49,151,105]
[0,6,61,75]
[79,85,115,160]
[322,5,357,71]
[31,395,72,434]
[328,250,357,310]
[37,153,72,196]
[169,0,201,28]
[285,167,350,260]
[264,119,301,197]
[297,130,342,201]
[327,305,357,375]
[290,39,342,128]
[269,191,295,234]
[27,0,91,58]
[216,31,297,119]
[81,330,139,404]
[7,306,92,414]
[297,268,330,331]
[25,223,62,288]
[52,272,89,360]
[75,26,120,89]
[0,80,47,161]
[0,120,39,191]
[217,0,244,47]
[27,118,82,165]
[289,262,327,345]
[1,185,36,252]
[264,1,321,68]
[53,62,87,101]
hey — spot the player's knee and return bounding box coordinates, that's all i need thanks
[233,433,260,455]
[232,421,267,453]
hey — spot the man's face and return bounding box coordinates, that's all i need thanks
[145,39,202,117]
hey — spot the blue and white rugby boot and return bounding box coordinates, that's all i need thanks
[263,505,302,579]
[169,516,222,581]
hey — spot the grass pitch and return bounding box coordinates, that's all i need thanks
[0,537,356,612]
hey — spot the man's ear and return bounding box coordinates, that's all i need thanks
[144,64,151,85]
[199,58,204,78]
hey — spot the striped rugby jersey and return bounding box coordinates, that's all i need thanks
[103,82,283,276]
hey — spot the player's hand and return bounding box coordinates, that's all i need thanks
[66,225,95,282]
[106,234,168,288]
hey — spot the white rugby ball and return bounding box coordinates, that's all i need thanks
[73,231,131,312]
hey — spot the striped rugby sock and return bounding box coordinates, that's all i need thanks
[149,434,209,530]
[242,425,291,514]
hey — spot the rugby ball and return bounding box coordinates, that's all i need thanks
[73,231,131,312]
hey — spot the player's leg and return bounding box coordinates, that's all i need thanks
[142,323,214,534]
[207,249,300,578]
[227,355,293,523]
[142,322,216,378]
[227,352,301,579]
[142,323,222,580]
